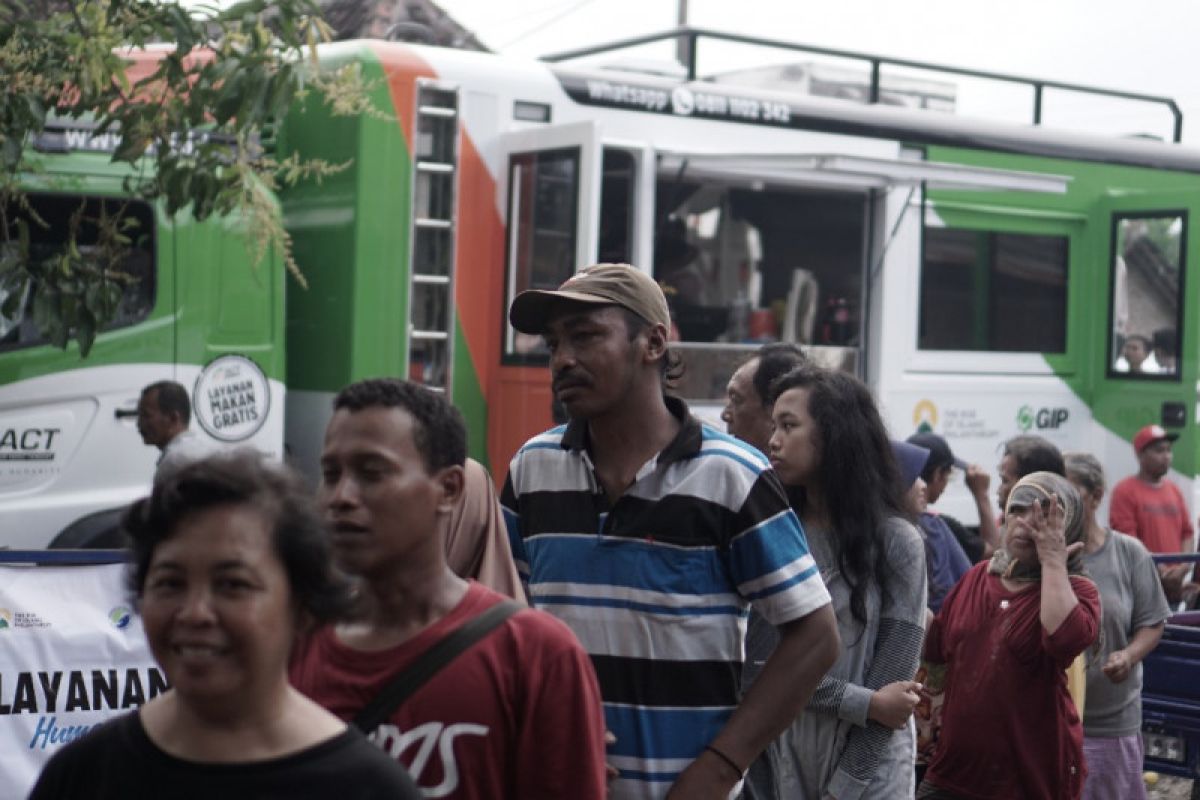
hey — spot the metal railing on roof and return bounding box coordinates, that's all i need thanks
[541,26,1183,143]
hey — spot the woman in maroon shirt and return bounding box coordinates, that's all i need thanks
[917,472,1101,800]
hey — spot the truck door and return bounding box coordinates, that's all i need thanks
[0,190,175,547]
[488,122,601,473]
[1093,190,1197,516]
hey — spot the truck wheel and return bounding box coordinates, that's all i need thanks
[49,507,130,549]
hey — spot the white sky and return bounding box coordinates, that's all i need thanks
[434,0,1200,146]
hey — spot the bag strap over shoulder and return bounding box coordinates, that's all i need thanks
[352,600,522,735]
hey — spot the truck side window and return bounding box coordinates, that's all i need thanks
[598,149,635,265]
[919,226,1068,353]
[503,148,579,358]
[0,195,155,351]
[1109,213,1184,378]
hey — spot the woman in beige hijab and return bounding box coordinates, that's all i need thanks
[918,472,1101,800]
[443,458,524,602]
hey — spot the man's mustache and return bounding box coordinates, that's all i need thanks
[552,374,590,392]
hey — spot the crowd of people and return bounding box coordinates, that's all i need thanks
[30,262,1187,799]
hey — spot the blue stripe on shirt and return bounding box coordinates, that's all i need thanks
[604,703,732,761]
[534,593,746,617]
[502,507,528,573]
[698,426,770,465]
[728,510,811,581]
[514,426,568,455]
[525,534,735,598]
[743,561,822,601]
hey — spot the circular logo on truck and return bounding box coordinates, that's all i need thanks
[193,355,270,442]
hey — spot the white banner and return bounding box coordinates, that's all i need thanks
[0,562,162,797]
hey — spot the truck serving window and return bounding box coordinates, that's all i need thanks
[0,195,155,351]
[1108,212,1184,379]
[919,226,1068,353]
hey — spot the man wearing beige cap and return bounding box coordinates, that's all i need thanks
[1110,424,1194,555]
[501,263,837,800]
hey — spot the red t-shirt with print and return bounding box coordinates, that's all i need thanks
[1109,475,1194,553]
[922,562,1101,800]
[290,582,607,800]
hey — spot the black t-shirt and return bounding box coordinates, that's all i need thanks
[942,513,985,564]
[28,712,420,800]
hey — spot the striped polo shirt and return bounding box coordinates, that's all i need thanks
[501,397,831,799]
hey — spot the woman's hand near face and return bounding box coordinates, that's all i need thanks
[1027,495,1084,635]
[1028,498,1082,568]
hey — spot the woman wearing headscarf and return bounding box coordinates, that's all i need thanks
[917,472,1101,800]
[443,458,524,602]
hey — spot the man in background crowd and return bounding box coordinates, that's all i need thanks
[907,432,999,563]
[719,342,807,800]
[1152,328,1178,374]
[1110,425,1193,555]
[1117,334,1155,374]
[291,378,607,799]
[136,380,215,479]
[721,342,807,456]
[998,434,1066,519]
[1110,424,1194,600]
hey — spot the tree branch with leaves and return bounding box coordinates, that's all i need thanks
[0,0,371,355]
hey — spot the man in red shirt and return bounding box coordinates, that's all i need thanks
[1109,424,1194,555]
[290,378,607,799]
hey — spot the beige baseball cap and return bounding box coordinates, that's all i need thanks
[508,263,671,334]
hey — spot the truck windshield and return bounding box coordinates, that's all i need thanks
[0,194,155,350]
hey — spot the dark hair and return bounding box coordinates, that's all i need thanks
[1003,435,1065,478]
[333,378,466,472]
[1153,328,1177,357]
[620,308,685,387]
[768,365,906,628]
[124,451,352,623]
[142,380,191,426]
[906,432,955,483]
[751,342,807,408]
[1063,451,1106,497]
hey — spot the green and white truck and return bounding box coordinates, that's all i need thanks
[3,29,1199,545]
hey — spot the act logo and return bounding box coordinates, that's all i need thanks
[1017,405,1069,432]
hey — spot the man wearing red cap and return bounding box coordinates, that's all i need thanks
[1109,424,1194,556]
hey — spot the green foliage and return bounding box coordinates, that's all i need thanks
[0,0,363,355]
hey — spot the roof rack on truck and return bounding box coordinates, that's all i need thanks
[542,26,1184,143]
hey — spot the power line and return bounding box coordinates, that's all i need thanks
[496,0,597,49]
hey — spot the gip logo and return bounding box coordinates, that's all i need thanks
[1017,404,1070,432]
[109,606,133,629]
